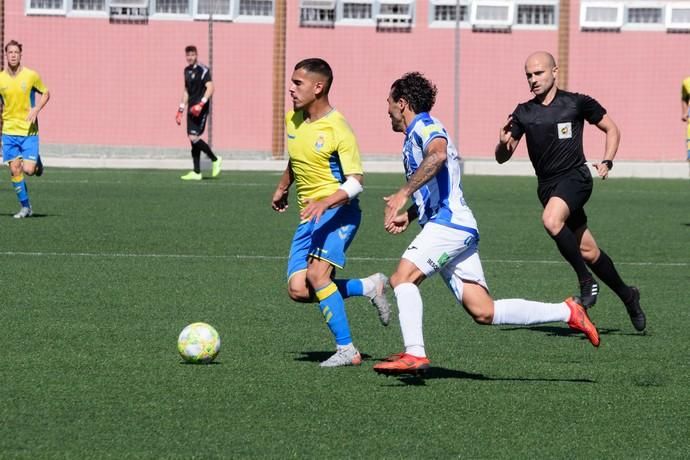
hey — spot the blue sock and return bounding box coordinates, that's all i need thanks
[334,279,364,299]
[12,175,30,207]
[315,282,352,346]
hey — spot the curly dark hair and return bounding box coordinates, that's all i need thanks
[390,72,437,114]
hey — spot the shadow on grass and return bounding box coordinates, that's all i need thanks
[294,351,373,363]
[377,367,596,387]
[1,213,49,218]
[497,325,637,339]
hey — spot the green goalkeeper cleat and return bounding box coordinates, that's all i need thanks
[212,157,223,178]
[181,171,202,181]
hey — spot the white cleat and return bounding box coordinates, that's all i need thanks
[319,345,362,368]
[13,206,33,219]
[365,272,392,326]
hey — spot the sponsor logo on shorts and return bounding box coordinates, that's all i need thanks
[437,252,451,267]
[406,245,418,251]
[427,259,440,271]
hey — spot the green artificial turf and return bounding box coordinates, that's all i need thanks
[1,169,688,458]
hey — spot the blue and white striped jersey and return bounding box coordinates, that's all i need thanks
[402,112,478,236]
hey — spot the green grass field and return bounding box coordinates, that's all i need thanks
[1,169,688,458]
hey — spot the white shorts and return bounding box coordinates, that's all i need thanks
[402,222,488,303]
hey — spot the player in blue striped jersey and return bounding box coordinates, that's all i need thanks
[374,72,600,375]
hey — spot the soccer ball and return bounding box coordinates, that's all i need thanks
[177,322,221,364]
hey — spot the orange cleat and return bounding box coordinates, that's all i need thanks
[381,352,405,362]
[373,353,431,375]
[565,297,600,347]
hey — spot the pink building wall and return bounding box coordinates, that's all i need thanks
[4,0,689,161]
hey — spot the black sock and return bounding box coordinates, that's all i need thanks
[191,143,201,173]
[550,227,593,284]
[588,249,633,303]
[195,140,217,162]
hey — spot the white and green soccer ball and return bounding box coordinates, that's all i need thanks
[177,322,221,364]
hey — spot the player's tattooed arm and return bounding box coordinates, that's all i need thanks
[400,137,448,197]
[384,137,447,228]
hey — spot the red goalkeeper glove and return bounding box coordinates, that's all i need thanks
[175,108,183,125]
[189,101,205,117]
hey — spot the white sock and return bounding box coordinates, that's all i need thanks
[492,299,570,325]
[361,276,376,298]
[394,283,426,357]
[337,342,354,351]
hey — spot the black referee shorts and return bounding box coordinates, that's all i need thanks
[186,108,209,136]
[537,164,593,231]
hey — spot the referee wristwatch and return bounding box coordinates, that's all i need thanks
[601,160,613,170]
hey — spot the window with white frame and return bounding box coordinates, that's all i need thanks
[300,0,336,26]
[72,0,106,11]
[153,0,189,14]
[626,6,663,23]
[27,0,65,13]
[342,1,373,20]
[376,0,414,28]
[516,3,555,25]
[471,0,514,30]
[238,0,272,16]
[196,0,232,16]
[665,2,690,30]
[580,1,624,29]
[431,1,469,24]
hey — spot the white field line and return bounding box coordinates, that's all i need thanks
[0,251,686,267]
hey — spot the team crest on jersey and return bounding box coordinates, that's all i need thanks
[557,122,572,139]
[314,134,325,151]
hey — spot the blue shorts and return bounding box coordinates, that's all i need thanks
[286,201,362,281]
[2,134,40,164]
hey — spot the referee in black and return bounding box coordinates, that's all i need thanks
[176,45,221,180]
[495,51,645,331]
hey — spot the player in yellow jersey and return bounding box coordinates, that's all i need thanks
[271,58,391,368]
[682,76,690,161]
[0,40,50,218]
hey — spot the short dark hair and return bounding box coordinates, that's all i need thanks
[185,45,197,54]
[294,58,333,94]
[5,40,22,53]
[390,72,438,114]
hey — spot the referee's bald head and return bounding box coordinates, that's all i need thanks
[526,51,556,69]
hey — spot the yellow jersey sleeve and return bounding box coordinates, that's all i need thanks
[333,114,363,177]
[285,109,363,210]
[0,67,48,136]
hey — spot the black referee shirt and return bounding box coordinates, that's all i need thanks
[510,89,607,181]
[184,63,212,105]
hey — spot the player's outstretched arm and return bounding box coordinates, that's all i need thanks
[495,116,519,163]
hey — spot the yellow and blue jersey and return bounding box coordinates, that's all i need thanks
[286,109,363,209]
[0,67,47,136]
[682,77,690,104]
